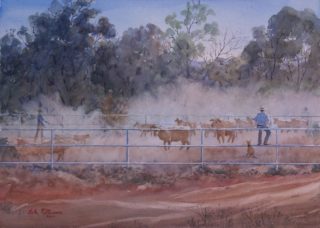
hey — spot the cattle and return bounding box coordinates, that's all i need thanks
[200,123,216,138]
[175,118,197,135]
[210,119,237,143]
[273,118,307,133]
[73,134,90,144]
[54,146,67,161]
[273,118,291,132]
[235,117,255,132]
[133,122,159,136]
[17,144,66,162]
[14,136,67,161]
[290,118,308,128]
[246,140,256,158]
[288,118,308,133]
[246,117,255,126]
[54,134,72,144]
[154,129,191,150]
[210,118,236,128]
[16,137,28,145]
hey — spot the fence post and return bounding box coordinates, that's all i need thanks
[50,129,54,170]
[275,128,279,171]
[200,128,204,167]
[126,129,129,167]
[18,113,22,138]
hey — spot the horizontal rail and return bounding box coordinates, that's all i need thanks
[1,161,320,166]
[2,144,320,148]
[0,127,320,131]
[1,113,320,117]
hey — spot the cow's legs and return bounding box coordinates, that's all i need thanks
[186,140,190,150]
[167,141,171,150]
[217,135,222,144]
[232,134,236,143]
[163,141,167,150]
[221,132,225,143]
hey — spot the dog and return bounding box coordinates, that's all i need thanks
[73,134,90,144]
[246,140,256,158]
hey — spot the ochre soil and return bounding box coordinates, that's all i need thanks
[0,167,320,227]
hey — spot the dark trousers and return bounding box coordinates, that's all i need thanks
[34,125,44,143]
[257,126,271,145]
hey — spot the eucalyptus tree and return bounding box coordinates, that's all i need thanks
[0,0,116,113]
[93,23,175,98]
[0,30,25,112]
[242,6,320,91]
[165,1,219,78]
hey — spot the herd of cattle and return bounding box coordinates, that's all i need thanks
[0,133,92,162]
[133,117,310,150]
[0,116,312,161]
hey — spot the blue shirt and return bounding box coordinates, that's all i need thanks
[254,112,269,127]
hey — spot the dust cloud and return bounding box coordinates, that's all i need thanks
[1,80,320,166]
[128,79,320,124]
[13,80,320,128]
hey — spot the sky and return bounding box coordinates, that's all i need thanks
[0,0,320,52]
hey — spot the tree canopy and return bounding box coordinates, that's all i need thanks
[1,1,320,114]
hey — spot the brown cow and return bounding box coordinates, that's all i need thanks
[16,138,28,145]
[235,117,255,132]
[200,123,216,138]
[290,118,308,129]
[133,122,159,136]
[273,118,291,132]
[175,118,197,135]
[17,144,66,161]
[210,119,237,143]
[155,129,191,150]
[246,117,255,127]
[73,134,90,144]
[54,134,73,144]
[273,118,307,133]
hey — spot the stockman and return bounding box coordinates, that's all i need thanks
[253,107,271,146]
[34,109,49,143]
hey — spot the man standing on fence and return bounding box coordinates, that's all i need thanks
[34,108,49,143]
[254,107,271,146]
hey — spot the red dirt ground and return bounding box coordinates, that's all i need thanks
[0,166,320,227]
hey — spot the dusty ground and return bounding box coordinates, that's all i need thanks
[0,165,320,228]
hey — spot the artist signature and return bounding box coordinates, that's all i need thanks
[27,207,63,218]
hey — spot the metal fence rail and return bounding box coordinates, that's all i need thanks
[1,113,320,128]
[0,127,320,170]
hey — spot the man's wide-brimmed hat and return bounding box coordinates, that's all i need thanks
[260,107,265,111]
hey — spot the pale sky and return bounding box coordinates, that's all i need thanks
[0,0,320,52]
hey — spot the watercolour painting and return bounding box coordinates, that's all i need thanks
[1,0,320,227]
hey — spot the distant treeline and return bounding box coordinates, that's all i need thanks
[1,0,320,113]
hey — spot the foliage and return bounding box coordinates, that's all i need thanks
[0,0,115,113]
[2,2,320,113]
[241,7,320,91]
[165,1,218,78]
